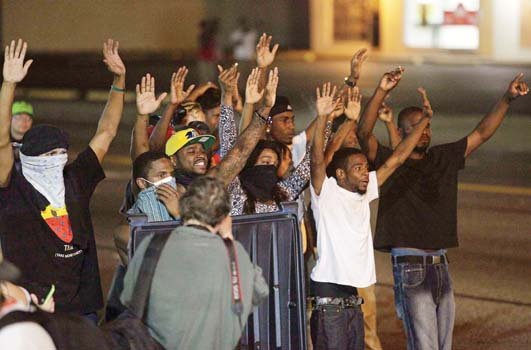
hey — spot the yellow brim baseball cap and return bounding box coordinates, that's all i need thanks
[165,128,216,156]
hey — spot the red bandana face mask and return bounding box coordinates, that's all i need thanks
[41,205,73,243]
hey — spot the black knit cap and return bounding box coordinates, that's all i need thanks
[270,96,293,118]
[20,124,69,156]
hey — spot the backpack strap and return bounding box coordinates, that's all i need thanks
[129,232,171,319]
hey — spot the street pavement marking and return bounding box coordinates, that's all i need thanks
[458,182,531,196]
[102,155,531,196]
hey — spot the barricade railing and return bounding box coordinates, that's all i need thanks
[128,202,307,350]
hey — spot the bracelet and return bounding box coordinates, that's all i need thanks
[254,110,272,125]
[111,85,126,93]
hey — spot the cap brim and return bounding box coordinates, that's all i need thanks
[184,135,216,151]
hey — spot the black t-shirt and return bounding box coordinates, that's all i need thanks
[372,138,467,251]
[0,147,105,313]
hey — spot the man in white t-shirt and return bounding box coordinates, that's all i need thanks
[309,83,433,349]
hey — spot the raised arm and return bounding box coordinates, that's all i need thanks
[376,104,432,186]
[324,87,362,165]
[217,64,241,156]
[89,39,126,164]
[256,33,279,93]
[149,67,194,152]
[377,98,401,149]
[238,35,278,133]
[187,81,217,102]
[345,48,368,87]
[311,82,337,195]
[133,74,168,160]
[357,67,403,162]
[465,73,528,157]
[209,68,279,187]
[0,39,33,187]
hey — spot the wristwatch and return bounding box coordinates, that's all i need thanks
[344,76,357,87]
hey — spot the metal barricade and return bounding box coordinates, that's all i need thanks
[128,203,307,350]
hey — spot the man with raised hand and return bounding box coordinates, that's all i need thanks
[357,69,528,349]
[309,81,434,350]
[0,39,125,321]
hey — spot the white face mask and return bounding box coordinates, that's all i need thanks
[19,152,68,208]
[141,176,176,188]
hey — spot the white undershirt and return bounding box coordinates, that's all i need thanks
[310,172,379,288]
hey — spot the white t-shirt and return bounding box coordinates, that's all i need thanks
[310,171,379,288]
[291,131,307,167]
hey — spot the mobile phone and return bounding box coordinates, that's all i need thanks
[41,284,55,304]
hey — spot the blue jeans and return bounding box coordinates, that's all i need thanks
[393,260,455,350]
[310,304,365,350]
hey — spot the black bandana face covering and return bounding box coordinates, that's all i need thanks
[239,165,279,201]
[173,168,200,187]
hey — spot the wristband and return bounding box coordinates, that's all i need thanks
[111,85,126,93]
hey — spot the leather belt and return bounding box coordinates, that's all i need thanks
[392,254,448,265]
[310,295,364,308]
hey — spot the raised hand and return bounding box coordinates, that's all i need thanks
[349,48,368,80]
[263,67,279,107]
[3,39,33,83]
[378,101,393,122]
[102,39,125,76]
[344,87,362,121]
[245,67,264,104]
[170,66,195,105]
[506,73,529,101]
[316,82,338,117]
[331,97,345,119]
[417,87,433,118]
[256,33,279,68]
[232,75,244,113]
[379,66,404,92]
[135,74,168,116]
[217,64,239,96]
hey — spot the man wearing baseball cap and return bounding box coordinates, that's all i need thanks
[10,101,34,170]
[165,127,216,187]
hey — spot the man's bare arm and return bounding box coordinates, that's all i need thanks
[89,39,126,164]
[357,67,404,162]
[149,67,194,152]
[0,39,33,187]
[324,87,362,165]
[209,68,279,186]
[133,74,168,160]
[311,82,338,195]
[465,73,528,157]
[256,33,278,93]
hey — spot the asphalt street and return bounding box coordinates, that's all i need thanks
[18,59,531,349]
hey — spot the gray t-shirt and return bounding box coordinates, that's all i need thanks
[121,225,269,350]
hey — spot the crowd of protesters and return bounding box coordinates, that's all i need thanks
[0,29,528,350]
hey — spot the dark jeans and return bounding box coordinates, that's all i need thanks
[393,261,455,350]
[310,304,365,350]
